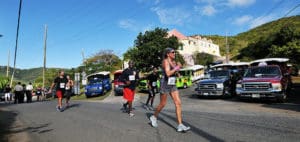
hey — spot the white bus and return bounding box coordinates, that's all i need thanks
[185,65,205,82]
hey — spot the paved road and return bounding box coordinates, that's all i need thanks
[1,85,300,142]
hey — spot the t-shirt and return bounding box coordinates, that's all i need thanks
[4,87,11,93]
[147,73,159,88]
[120,68,139,90]
[54,76,68,92]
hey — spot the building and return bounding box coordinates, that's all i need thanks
[168,29,221,66]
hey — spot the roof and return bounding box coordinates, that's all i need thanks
[86,71,110,78]
[250,58,289,65]
[211,62,250,68]
[167,29,187,40]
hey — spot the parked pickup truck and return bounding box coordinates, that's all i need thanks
[236,58,291,103]
[195,70,237,97]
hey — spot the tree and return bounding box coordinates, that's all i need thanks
[85,50,121,74]
[124,27,185,72]
[0,75,10,90]
[193,52,214,67]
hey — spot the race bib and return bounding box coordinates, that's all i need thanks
[60,83,65,89]
[66,86,70,90]
[129,75,135,81]
[167,77,176,85]
[152,82,157,86]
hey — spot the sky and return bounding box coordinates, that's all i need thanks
[0,0,299,69]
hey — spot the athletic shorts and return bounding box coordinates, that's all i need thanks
[56,90,63,98]
[123,88,135,101]
[5,93,10,98]
[160,79,178,94]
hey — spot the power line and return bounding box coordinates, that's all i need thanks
[283,3,300,17]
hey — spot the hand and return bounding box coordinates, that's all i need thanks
[174,66,181,71]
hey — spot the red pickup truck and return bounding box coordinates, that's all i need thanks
[236,58,292,103]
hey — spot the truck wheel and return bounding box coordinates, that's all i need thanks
[277,92,287,103]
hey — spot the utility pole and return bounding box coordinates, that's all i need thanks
[225,32,229,64]
[6,50,10,77]
[43,25,48,90]
[81,48,86,71]
[10,0,23,87]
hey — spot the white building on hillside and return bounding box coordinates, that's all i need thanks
[168,29,221,66]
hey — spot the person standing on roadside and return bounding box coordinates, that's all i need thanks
[35,86,43,101]
[65,75,74,108]
[120,60,139,117]
[49,70,68,112]
[144,67,159,110]
[4,85,12,103]
[25,82,33,103]
[149,47,190,132]
[14,82,23,104]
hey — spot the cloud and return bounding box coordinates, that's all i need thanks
[119,19,154,32]
[119,19,138,31]
[227,0,256,7]
[201,5,217,16]
[137,0,160,5]
[233,15,253,25]
[151,7,191,25]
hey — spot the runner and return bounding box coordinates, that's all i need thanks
[149,47,190,132]
[49,70,68,112]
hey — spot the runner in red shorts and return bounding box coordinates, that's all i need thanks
[120,61,139,117]
[49,70,68,112]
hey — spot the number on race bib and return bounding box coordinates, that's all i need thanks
[167,77,176,85]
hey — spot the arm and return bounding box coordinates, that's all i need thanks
[163,60,181,77]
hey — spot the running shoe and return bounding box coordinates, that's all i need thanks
[149,115,158,127]
[144,104,149,110]
[56,106,60,112]
[129,112,135,117]
[122,103,128,112]
[177,124,190,132]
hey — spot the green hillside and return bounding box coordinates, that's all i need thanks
[0,66,43,83]
[201,15,300,63]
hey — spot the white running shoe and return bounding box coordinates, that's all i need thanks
[177,124,190,132]
[150,115,158,127]
[129,112,135,117]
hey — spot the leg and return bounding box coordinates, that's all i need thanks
[150,89,155,107]
[170,90,182,124]
[154,94,168,117]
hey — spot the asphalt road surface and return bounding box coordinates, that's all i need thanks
[1,85,300,142]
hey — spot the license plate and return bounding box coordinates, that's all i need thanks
[203,92,209,95]
[252,94,260,98]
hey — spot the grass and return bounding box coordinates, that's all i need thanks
[71,90,111,101]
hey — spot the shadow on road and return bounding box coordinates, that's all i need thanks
[145,112,225,142]
[63,103,81,111]
[0,109,18,142]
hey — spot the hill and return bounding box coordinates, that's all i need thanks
[0,66,43,83]
[201,15,300,62]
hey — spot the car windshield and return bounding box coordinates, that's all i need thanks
[88,77,102,84]
[208,70,229,78]
[244,66,281,77]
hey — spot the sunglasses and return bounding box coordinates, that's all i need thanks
[170,51,175,54]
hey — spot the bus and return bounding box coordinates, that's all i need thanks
[176,68,193,89]
[84,71,112,98]
[186,65,205,82]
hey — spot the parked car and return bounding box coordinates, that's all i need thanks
[0,92,5,101]
[113,70,124,96]
[236,58,291,102]
[85,71,112,98]
[195,70,237,97]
